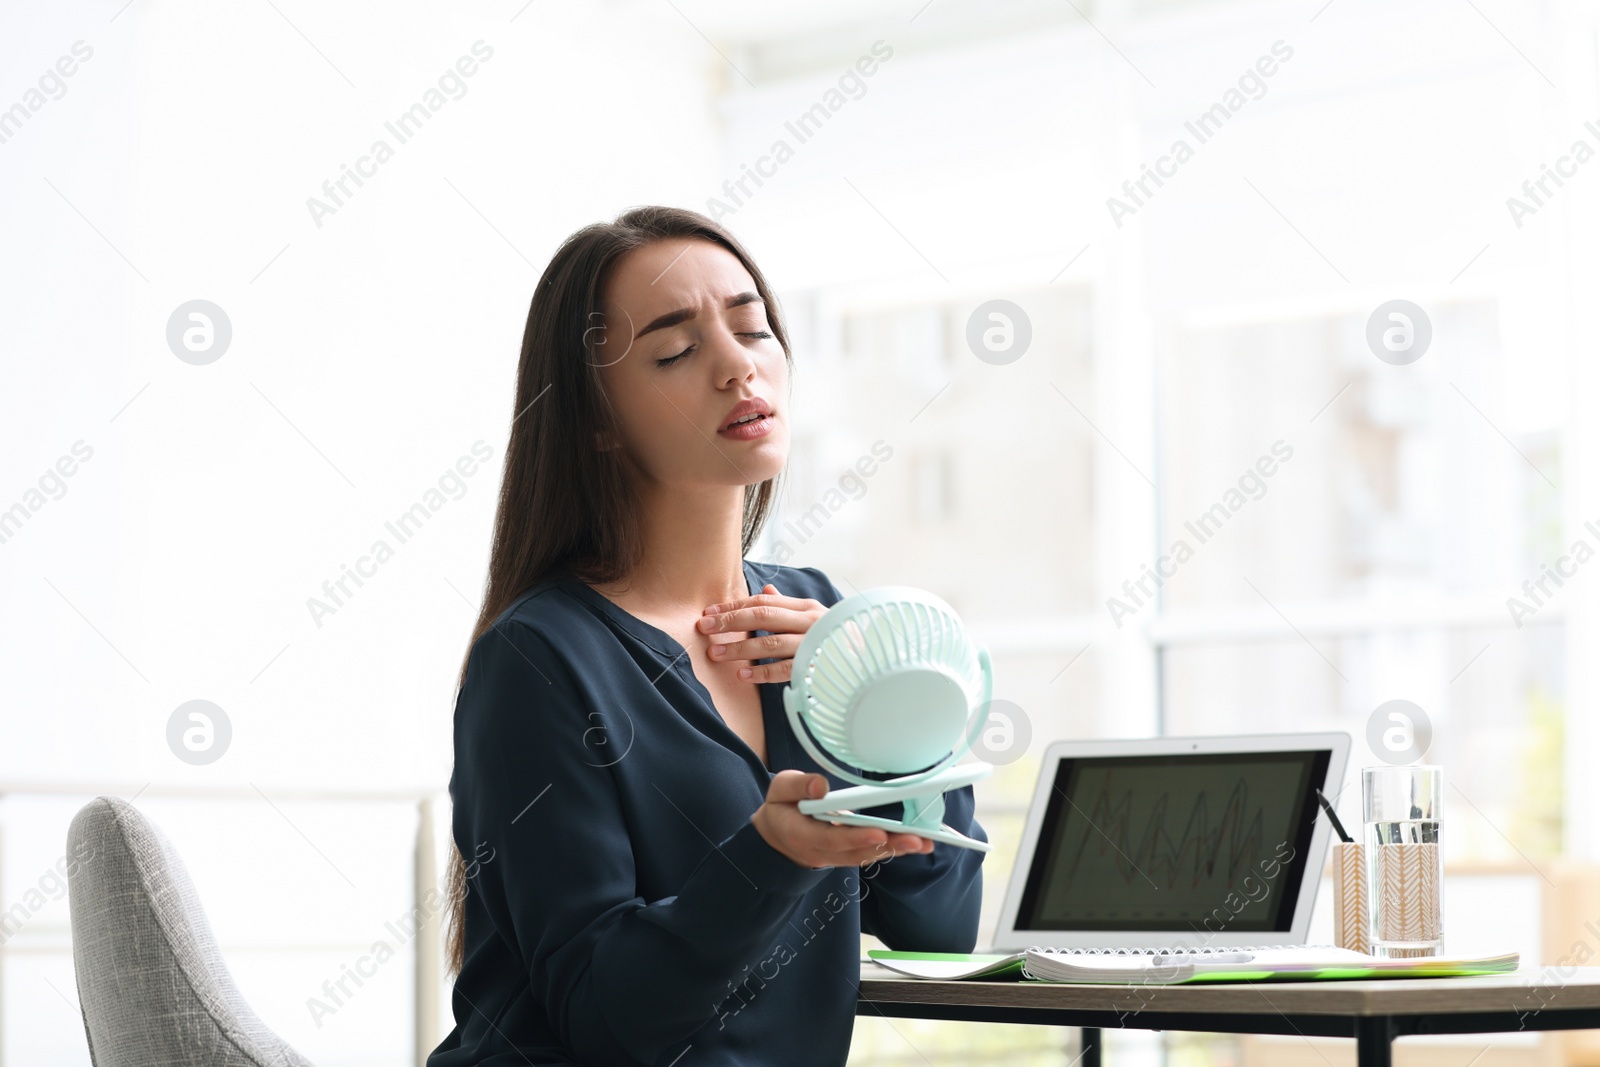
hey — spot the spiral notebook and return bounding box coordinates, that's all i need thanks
[866,945,1521,984]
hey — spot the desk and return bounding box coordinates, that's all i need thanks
[857,963,1600,1067]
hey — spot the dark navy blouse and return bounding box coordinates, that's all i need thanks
[426,558,987,1067]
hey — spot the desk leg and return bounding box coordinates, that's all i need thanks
[1354,1017,1394,1067]
[1078,1026,1101,1067]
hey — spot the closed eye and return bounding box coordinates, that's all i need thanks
[655,331,773,368]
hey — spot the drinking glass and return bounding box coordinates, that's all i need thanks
[1362,765,1443,958]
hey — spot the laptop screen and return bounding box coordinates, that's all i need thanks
[1013,748,1330,934]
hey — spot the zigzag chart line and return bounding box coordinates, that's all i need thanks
[1062,771,1278,892]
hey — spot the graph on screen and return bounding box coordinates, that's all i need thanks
[1018,752,1318,930]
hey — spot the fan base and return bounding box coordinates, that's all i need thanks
[795,761,992,851]
[807,810,992,852]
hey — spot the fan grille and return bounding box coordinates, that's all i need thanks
[795,595,985,773]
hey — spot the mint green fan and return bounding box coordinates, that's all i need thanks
[782,586,993,852]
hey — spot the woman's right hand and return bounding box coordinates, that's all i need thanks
[751,769,933,869]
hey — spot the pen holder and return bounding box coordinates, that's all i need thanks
[1331,841,1370,954]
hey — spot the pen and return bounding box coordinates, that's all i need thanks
[1315,787,1353,843]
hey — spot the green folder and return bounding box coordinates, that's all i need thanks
[867,947,1522,984]
[866,950,1029,980]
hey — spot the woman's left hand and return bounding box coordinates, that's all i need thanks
[699,583,827,683]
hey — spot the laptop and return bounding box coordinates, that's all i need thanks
[990,730,1350,952]
[867,732,1351,976]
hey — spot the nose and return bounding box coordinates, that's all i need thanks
[708,320,759,386]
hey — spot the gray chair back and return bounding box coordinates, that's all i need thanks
[66,795,316,1067]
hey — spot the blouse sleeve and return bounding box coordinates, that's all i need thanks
[451,619,831,1067]
[854,784,987,952]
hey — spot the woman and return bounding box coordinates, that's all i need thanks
[427,206,987,1067]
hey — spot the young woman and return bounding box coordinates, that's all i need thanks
[426,206,987,1067]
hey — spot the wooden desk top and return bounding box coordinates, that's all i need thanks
[859,962,1600,1017]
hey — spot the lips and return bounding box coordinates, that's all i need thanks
[719,396,773,432]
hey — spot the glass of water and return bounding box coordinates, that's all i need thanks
[1362,765,1443,958]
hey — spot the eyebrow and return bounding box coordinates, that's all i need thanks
[634,291,763,340]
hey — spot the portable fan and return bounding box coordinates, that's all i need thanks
[781,586,994,852]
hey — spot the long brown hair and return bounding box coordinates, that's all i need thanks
[442,206,793,978]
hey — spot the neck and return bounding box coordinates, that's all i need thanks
[603,480,751,612]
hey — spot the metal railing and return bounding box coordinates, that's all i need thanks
[0,781,449,1067]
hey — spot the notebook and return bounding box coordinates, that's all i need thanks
[867,945,1522,983]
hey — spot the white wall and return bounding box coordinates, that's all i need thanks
[1,2,724,1062]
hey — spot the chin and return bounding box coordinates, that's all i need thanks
[743,442,788,483]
